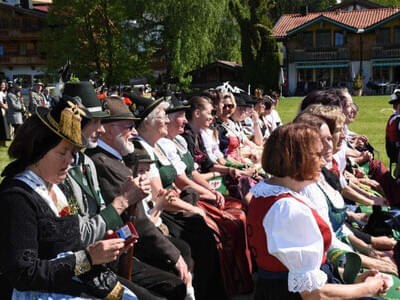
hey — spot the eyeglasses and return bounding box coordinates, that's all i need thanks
[223,104,234,109]
[111,123,135,131]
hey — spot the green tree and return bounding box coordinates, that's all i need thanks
[369,0,400,7]
[230,0,281,92]
[42,0,152,85]
[127,0,241,89]
[269,0,336,23]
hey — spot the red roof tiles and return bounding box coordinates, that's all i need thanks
[33,5,49,12]
[273,7,400,37]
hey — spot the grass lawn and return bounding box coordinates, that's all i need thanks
[277,95,394,168]
[0,95,395,175]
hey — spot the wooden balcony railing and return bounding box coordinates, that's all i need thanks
[292,48,350,62]
[371,46,400,59]
[0,55,46,65]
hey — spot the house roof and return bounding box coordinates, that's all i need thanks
[187,60,242,76]
[33,4,50,12]
[273,7,400,37]
[0,3,47,17]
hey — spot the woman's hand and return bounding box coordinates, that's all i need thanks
[355,270,389,297]
[371,236,397,251]
[371,196,388,206]
[86,238,132,265]
[212,190,225,209]
[191,206,206,218]
[228,167,241,179]
[241,166,258,178]
[370,257,398,276]
[154,189,176,209]
[347,211,369,223]
[353,168,366,178]
[363,272,391,297]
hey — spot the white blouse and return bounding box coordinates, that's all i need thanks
[137,139,163,180]
[200,128,224,163]
[0,90,6,104]
[250,181,328,293]
[301,177,353,249]
[157,137,187,176]
[332,144,348,188]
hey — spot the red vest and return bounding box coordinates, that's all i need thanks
[247,193,332,272]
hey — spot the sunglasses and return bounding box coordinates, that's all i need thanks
[224,104,234,109]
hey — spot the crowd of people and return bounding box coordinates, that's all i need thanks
[0,81,55,146]
[1,81,400,300]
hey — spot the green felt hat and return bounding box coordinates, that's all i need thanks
[164,92,190,114]
[63,81,109,118]
[128,92,164,125]
[101,97,139,123]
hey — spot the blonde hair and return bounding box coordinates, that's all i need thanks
[223,92,237,110]
[303,104,345,133]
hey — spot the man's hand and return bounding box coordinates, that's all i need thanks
[175,255,189,283]
[121,174,151,206]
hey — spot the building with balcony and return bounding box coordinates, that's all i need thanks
[186,60,243,90]
[0,0,49,92]
[273,0,400,95]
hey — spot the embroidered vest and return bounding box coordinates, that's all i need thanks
[247,193,332,272]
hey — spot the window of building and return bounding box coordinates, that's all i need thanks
[297,69,313,82]
[377,28,390,45]
[395,27,400,44]
[334,31,345,47]
[303,31,313,48]
[316,30,331,48]
[18,44,27,56]
[333,67,349,84]
[373,66,390,82]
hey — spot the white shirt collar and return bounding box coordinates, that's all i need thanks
[250,180,307,200]
[15,169,67,216]
[98,139,123,160]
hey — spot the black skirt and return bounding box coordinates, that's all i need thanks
[255,261,340,300]
[0,108,9,141]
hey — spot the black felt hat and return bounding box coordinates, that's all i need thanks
[163,92,190,114]
[128,92,164,125]
[36,95,91,147]
[245,94,258,106]
[63,81,109,118]
[234,93,252,107]
[101,97,139,123]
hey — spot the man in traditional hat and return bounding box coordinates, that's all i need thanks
[241,93,263,146]
[60,81,148,245]
[386,89,400,172]
[85,96,188,300]
[28,81,46,113]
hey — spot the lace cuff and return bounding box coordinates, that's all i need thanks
[74,250,92,276]
[288,269,327,293]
